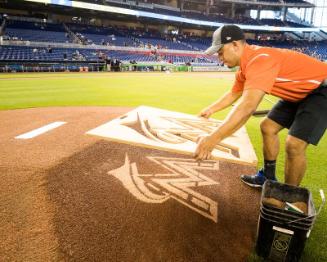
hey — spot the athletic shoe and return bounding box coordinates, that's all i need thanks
[240,168,276,188]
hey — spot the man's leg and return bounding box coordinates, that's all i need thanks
[260,118,285,179]
[284,135,308,186]
[285,84,327,186]
[261,118,284,161]
[241,117,284,187]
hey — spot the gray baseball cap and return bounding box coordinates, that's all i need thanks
[204,25,245,55]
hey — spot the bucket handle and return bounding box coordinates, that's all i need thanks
[287,189,325,225]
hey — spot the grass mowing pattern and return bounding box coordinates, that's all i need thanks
[1,72,326,261]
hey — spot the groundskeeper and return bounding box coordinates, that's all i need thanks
[194,24,327,187]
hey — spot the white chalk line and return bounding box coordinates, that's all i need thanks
[15,121,67,139]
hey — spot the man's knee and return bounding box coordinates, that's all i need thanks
[260,118,281,136]
[285,136,308,157]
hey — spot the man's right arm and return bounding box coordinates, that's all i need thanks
[198,90,242,118]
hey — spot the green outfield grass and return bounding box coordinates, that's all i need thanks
[0,72,326,261]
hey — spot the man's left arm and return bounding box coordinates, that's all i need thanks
[194,88,266,160]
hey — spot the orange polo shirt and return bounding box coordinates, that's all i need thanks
[232,44,327,102]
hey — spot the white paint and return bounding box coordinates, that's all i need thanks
[15,121,66,139]
[109,154,219,222]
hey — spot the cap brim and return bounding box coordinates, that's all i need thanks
[204,45,221,55]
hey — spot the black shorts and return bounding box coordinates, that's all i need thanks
[267,82,327,145]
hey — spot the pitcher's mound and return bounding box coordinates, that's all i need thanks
[46,140,260,261]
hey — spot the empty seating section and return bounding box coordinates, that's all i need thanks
[248,39,327,60]
[5,28,69,43]
[6,20,64,31]
[0,46,89,61]
[81,34,134,46]
[0,45,218,63]
[184,37,211,51]
[110,51,157,62]
[67,23,120,36]
[1,17,327,65]
[68,23,193,50]
[5,20,69,42]
[4,17,308,50]
[3,38,326,63]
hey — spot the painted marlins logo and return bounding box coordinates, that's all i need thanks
[109,155,219,222]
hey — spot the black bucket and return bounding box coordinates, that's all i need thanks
[256,180,316,262]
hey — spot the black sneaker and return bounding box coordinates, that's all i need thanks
[241,168,276,188]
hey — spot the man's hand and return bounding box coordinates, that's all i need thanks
[198,107,213,119]
[194,134,218,161]
[197,91,242,119]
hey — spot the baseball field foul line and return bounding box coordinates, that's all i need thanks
[15,121,67,139]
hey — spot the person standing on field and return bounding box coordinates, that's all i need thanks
[194,24,327,188]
